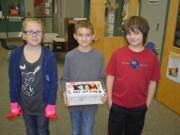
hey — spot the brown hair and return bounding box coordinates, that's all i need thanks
[74,20,94,34]
[123,16,149,44]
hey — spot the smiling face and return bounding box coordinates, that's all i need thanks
[74,27,94,49]
[73,20,95,51]
[126,29,144,48]
[22,20,43,47]
[123,16,149,45]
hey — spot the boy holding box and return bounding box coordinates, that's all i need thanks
[60,20,106,135]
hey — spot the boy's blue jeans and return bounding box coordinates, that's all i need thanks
[70,110,96,135]
[23,113,49,135]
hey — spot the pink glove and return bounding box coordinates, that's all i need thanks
[45,105,57,119]
[6,102,22,119]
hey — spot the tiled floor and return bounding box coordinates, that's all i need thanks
[0,51,180,135]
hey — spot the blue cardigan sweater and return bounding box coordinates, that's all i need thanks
[9,45,58,105]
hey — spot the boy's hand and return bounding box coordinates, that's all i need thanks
[108,100,112,109]
[63,91,69,106]
[101,91,107,104]
[45,104,57,119]
[6,102,22,119]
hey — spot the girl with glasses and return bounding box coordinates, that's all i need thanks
[7,18,58,135]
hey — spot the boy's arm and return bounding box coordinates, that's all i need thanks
[60,55,70,94]
[60,55,70,106]
[63,91,69,106]
[146,80,157,108]
[106,75,115,109]
[98,54,105,89]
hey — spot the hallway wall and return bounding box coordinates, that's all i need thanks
[156,0,180,115]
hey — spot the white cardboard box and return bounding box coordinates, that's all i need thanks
[66,81,104,106]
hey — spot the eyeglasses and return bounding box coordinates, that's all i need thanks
[23,30,44,36]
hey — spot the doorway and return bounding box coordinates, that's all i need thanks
[139,0,169,61]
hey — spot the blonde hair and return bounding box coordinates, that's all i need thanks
[74,20,94,34]
[22,18,44,31]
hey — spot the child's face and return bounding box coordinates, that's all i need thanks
[23,21,43,47]
[74,27,94,48]
[126,29,144,48]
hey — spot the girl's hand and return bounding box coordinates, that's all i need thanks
[45,105,57,119]
[6,102,22,119]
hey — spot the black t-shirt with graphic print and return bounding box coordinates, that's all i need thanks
[19,48,45,115]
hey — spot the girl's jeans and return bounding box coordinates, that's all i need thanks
[23,113,49,135]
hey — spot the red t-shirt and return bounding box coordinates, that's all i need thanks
[106,46,161,108]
